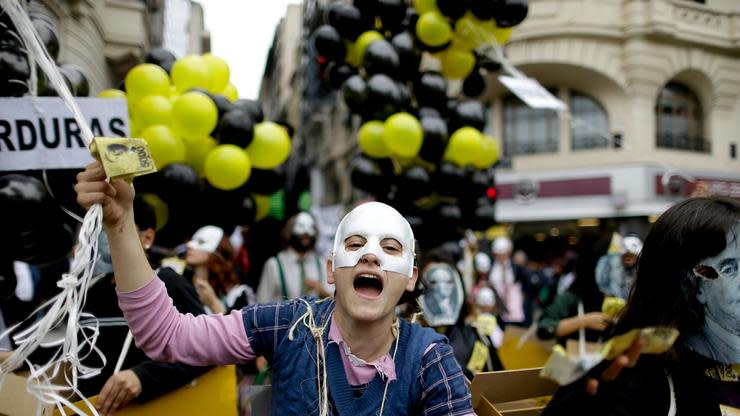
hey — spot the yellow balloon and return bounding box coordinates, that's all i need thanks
[454,13,489,50]
[491,25,513,45]
[171,54,210,92]
[185,135,218,176]
[125,64,170,101]
[444,127,483,166]
[383,113,423,158]
[473,134,500,169]
[134,95,172,129]
[440,47,476,79]
[220,83,238,102]
[346,31,384,67]
[253,194,271,222]
[416,11,452,47]
[140,193,169,231]
[203,53,230,93]
[171,91,218,140]
[97,89,126,99]
[204,144,252,190]
[246,122,291,169]
[358,121,390,158]
[129,119,139,137]
[140,125,186,169]
[413,0,438,14]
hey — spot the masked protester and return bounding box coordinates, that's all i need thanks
[595,234,643,300]
[256,212,332,302]
[75,162,474,416]
[186,225,256,313]
[421,249,504,379]
[544,197,740,415]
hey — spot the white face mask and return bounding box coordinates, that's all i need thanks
[331,202,415,277]
[187,225,224,254]
[293,212,316,236]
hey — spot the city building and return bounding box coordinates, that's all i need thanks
[28,0,208,95]
[491,0,740,243]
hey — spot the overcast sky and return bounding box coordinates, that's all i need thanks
[196,0,301,100]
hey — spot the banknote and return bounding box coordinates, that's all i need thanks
[604,327,678,360]
[539,345,604,385]
[601,297,626,318]
[91,137,157,181]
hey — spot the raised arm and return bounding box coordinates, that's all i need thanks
[75,161,154,292]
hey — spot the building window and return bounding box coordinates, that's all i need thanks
[571,92,609,150]
[655,82,707,152]
[503,95,559,156]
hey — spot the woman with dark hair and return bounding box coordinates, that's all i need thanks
[544,196,740,415]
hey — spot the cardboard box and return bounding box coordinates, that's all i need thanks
[0,372,50,415]
[470,367,559,416]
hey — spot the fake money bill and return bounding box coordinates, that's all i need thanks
[604,327,679,360]
[90,137,156,181]
[601,296,626,318]
[539,345,604,386]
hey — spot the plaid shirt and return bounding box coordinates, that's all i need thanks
[241,298,474,415]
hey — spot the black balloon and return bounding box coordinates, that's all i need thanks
[59,63,90,97]
[435,203,464,233]
[390,31,421,80]
[403,8,419,30]
[397,81,412,111]
[145,48,177,73]
[414,72,448,111]
[377,0,407,33]
[313,25,346,62]
[451,100,487,131]
[219,109,255,147]
[463,69,486,97]
[350,156,391,196]
[0,46,29,97]
[341,74,367,114]
[353,0,378,15]
[477,53,503,72]
[209,93,234,126]
[462,198,497,230]
[327,4,365,41]
[30,17,59,61]
[494,0,529,28]
[468,168,493,197]
[233,99,264,123]
[418,116,448,164]
[328,62,356,89]
[434,162,468,197]
[158,163,202,203]
[0,259,17,302]
[245,167,286,195]
[417,106,441,119]
[469,0,502,21]
[437,0,468,20]
[397,166,433,201]
[365,73,401,120]
[0,22,23,49]
[363,40,400,77]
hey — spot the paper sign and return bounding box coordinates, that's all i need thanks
[499,75,567,110]
[0,97,130,171]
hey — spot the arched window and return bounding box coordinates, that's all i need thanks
[571,92,609,150]
[655,82,707,152]
[503,95,559,156]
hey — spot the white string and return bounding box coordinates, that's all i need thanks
[0,2,106,415]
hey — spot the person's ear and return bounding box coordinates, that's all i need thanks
[695,282,707,305]
[139,228,155,250]
[326,259,335,285]
[405,266,419,292]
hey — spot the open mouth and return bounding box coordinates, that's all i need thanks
[353,273,384,299]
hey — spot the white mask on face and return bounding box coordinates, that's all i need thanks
[293,212,316,236]
[187,225,224,254]
[331,202,415,277]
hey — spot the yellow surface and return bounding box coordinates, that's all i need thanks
[49,365,237,416]
[497,327,553,370]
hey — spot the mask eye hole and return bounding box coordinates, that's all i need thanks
[693,265,719,280]
[344,236,366,251]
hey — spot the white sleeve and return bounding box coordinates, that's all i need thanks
[256,257,280,303]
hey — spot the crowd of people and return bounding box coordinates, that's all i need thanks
[0,161,737,416]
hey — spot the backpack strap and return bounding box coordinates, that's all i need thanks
[275,255,289,300]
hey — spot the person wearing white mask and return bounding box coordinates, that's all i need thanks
[489,237,532,326]
[256,212,332,302]
[75,162,474,416]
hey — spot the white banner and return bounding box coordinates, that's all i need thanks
[0,97,130,171]
[498,75,567,111]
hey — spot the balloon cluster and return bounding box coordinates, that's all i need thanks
[97,50,294,245]
[312,0,527,243]
[0,10,90,97]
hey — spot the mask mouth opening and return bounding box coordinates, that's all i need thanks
[353,273,384,298]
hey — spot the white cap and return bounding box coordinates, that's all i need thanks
[621,235,643,255]
[475,252,492,273]
[476,286,496,308]
[492,237,513,254]
[187,225,224,254]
